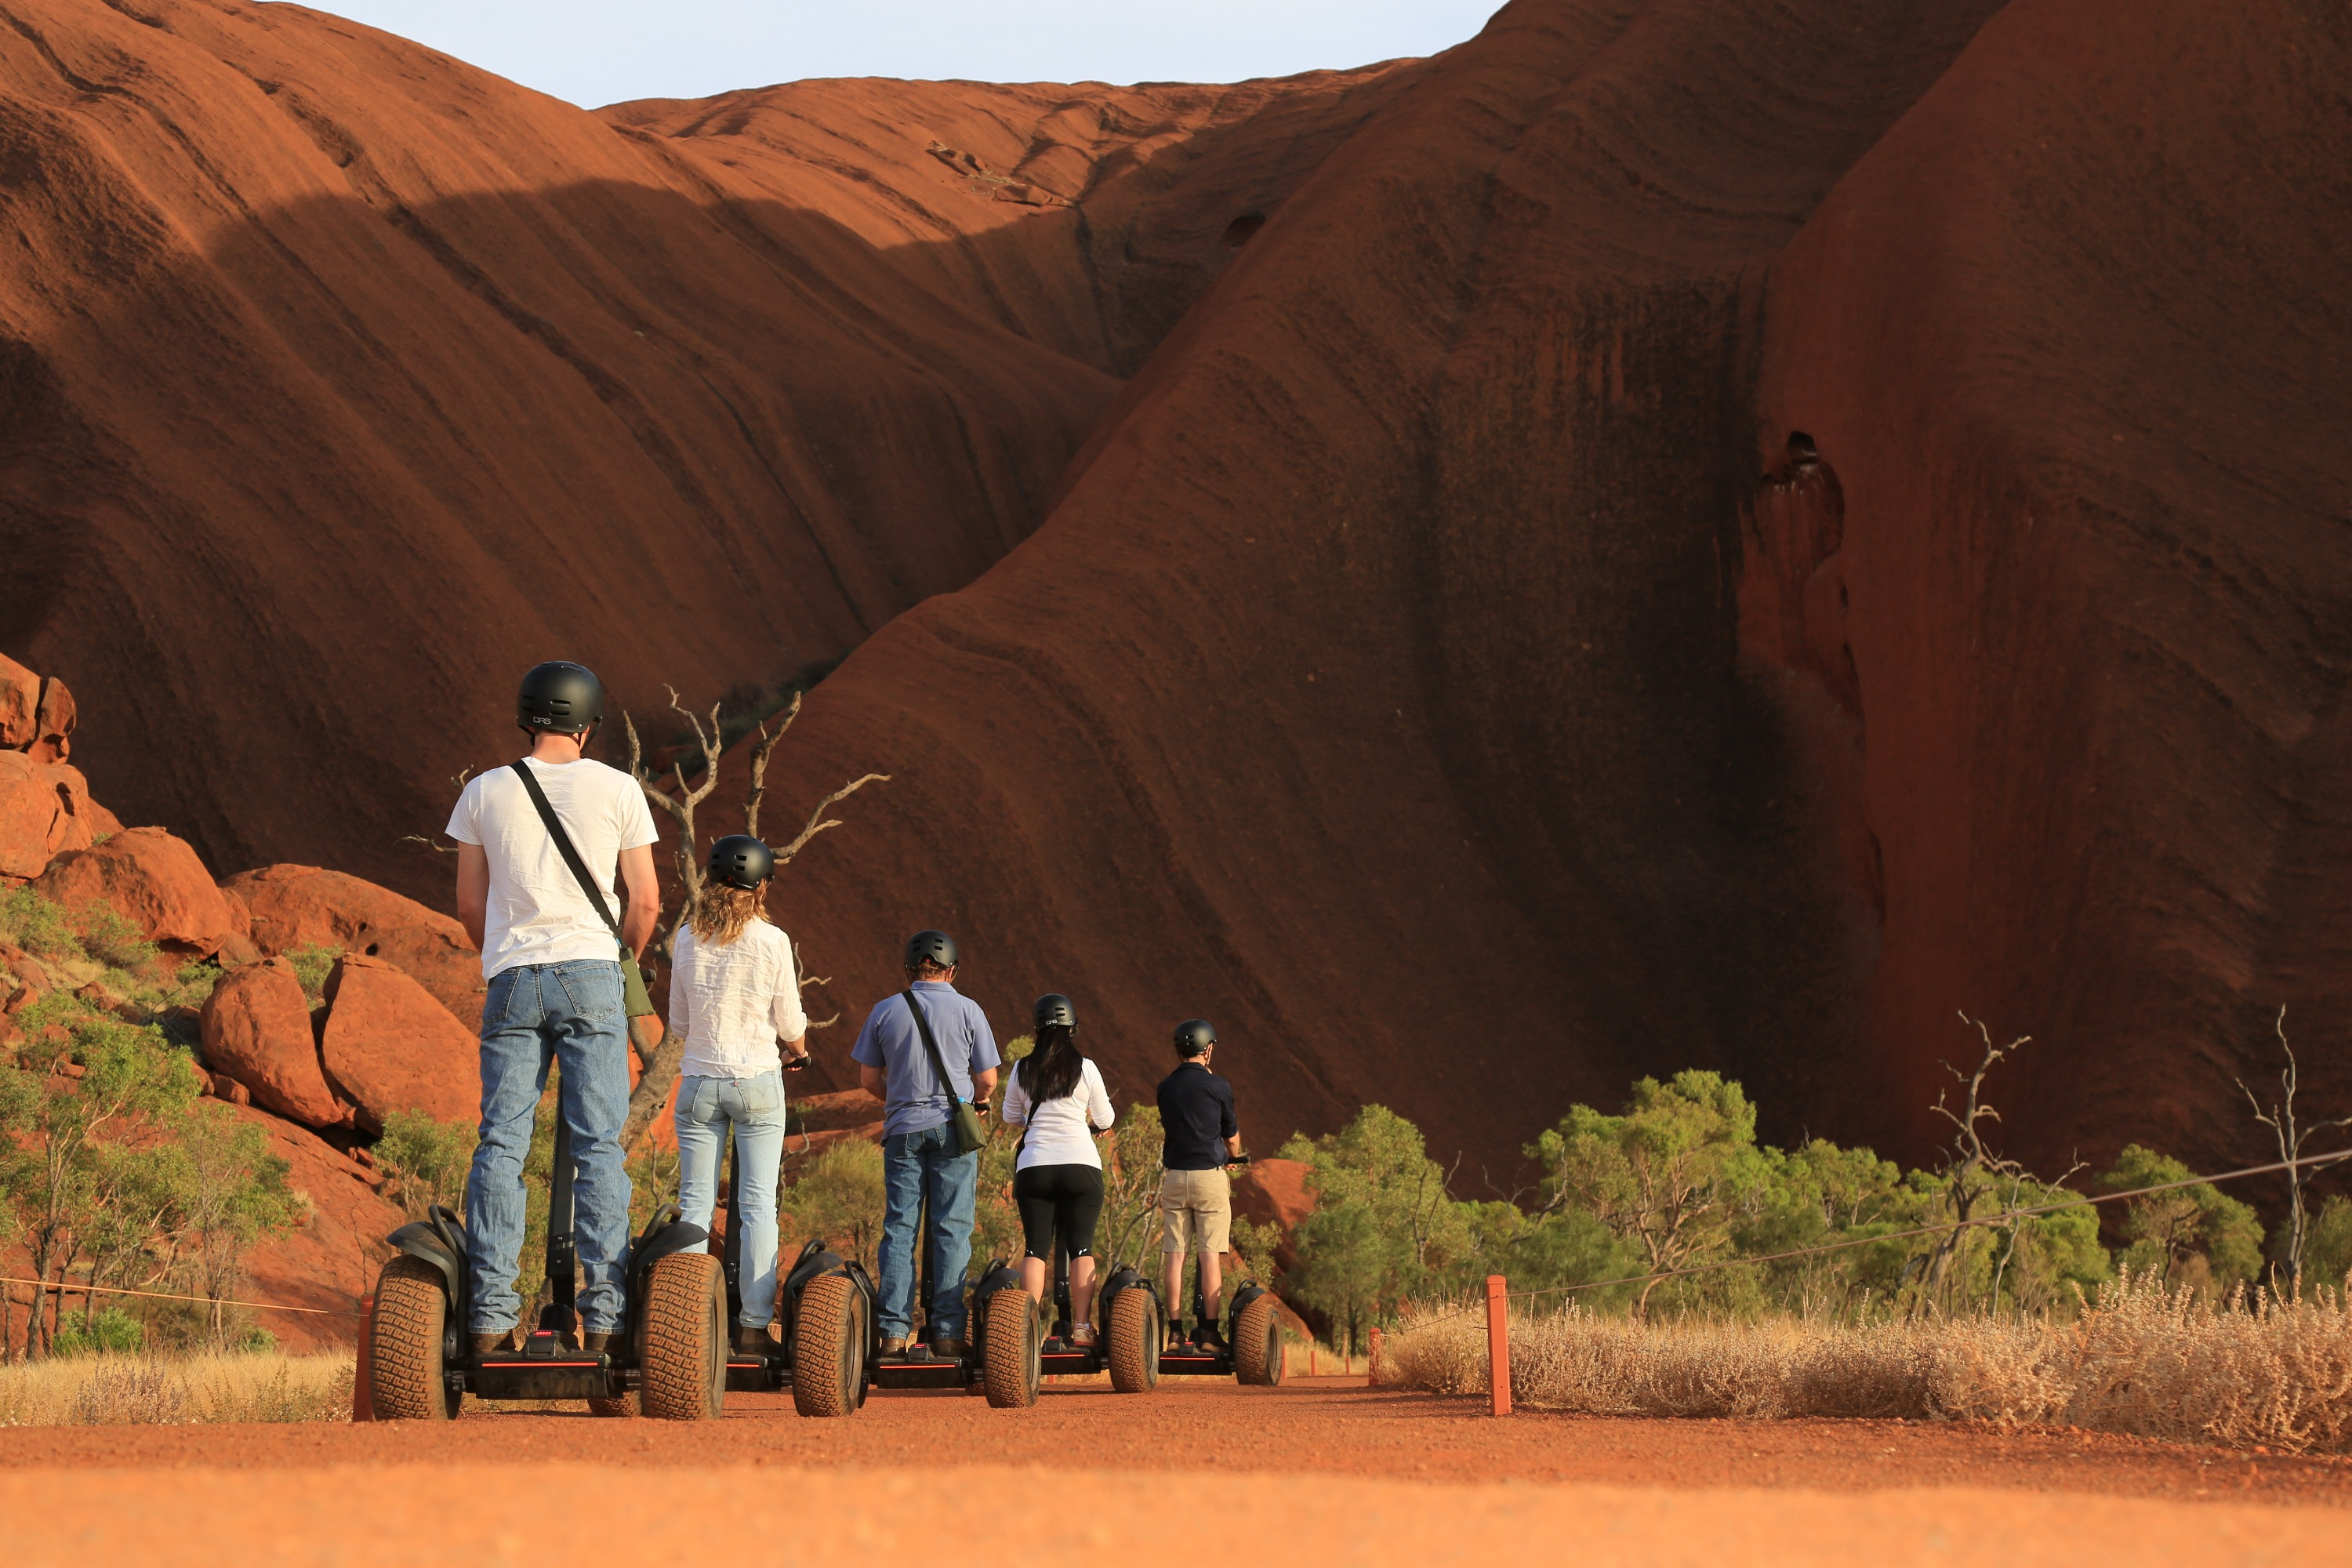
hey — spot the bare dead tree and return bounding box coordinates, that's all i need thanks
[1915,1014,2032,1317]
[614,686,887,1151]
[2238,1006,2352,1301]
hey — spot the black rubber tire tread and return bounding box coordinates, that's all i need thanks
[369,1255,453,1421]
[792,1272,864,1418]
[640,1252,727,1421]
[981,1287,1039,1409]
[1233,1294,1284,1386]
[1105,1287,1160,1395]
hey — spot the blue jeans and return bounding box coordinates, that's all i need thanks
[465,960,633,1334]
[673,1070,789,1327]
[877,1123,978,1341]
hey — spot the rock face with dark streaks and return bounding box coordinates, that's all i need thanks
[6,0,2348,1179]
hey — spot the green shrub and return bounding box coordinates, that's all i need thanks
[283,945,341,1003]
[376,1108,478,1220]
[0,886,80,959]
[49,1307,145,1357]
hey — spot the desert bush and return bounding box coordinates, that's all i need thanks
[0,1351,352,1425]
[282,944,341,1004]
[376,1108,478,1220]
[1385,1269,2352,1454]
[782,1139,885,1275]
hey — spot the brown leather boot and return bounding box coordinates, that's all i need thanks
[470,1327,517,1359]
[732,1324,775,1356]
[582,1330,622,1359]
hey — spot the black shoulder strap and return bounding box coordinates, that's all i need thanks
[508,760,621,938]
[898,989,966,1106]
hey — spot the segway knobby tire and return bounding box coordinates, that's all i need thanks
[640,1251,727,1421]
[981,1287,1040,1409]
[1105,1286,1160,1395]
[1233,1294,1285,1386]
[792,1272,866,1418]
[368,1254,459,1420]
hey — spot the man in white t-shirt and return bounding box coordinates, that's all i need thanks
[445,661,659,1359]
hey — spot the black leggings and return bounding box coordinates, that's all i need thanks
[1012,1163,1105,1262]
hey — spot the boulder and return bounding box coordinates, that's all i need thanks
[223,865,484,1022]
[319,954,479,1131]
[1232,1156,1316,1274]
[35,826,236,956]
[0,752,122,880]
[28,677,74,764]
[0,653,37,749]
[199,959,345,1127]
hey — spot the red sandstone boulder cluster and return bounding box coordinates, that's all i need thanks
[1,656,481,1141]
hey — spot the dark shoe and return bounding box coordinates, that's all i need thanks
[928,1336,967,1360]
[880,1335,909,1356]
[582,1330,622,1359]
[733,1324,775,1356]
[470,1327,517,1359]
[1193,1322,1229,1353]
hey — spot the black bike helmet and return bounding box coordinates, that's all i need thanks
[904,930,959,971]
[517,661,604,735]
[1174,1018,1217,1057]
[706,834,774,891]
[1033,993,1077,1032]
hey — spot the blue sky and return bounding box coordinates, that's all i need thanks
[295,2,1504,108]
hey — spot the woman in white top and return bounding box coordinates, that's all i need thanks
[668,834,809,1354]
[999,993,1116,1345]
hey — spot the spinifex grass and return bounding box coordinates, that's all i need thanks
[1385,1271,2352,1454]
[0,1352,354,1426]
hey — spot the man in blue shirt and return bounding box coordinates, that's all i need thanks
[851,929,1000,1356]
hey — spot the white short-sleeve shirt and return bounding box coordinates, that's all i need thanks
[445,757,659,978]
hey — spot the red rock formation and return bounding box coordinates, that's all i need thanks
[0,655,38,749]
[319,955,480,1131]
[1744,0,2352,1165]
[5,0,2346,1182]
[0,0,1400,896]
[34,827,237,956]
[228,1103,405,1352]
[0,752,119,881]
[199,958,345,1128]
[223,865,484,1023]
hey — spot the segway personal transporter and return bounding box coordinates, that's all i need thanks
[366,1119,728,1419]
[1155,1250,1287,1386]
[1029,1250,1169,1393]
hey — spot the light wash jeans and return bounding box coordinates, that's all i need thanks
[673,1069,789,1328]
[877,1123,978,1341]
[465,960,633,1335]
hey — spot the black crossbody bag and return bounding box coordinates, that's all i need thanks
[899,989,986,1156]
[508,760,655,1020]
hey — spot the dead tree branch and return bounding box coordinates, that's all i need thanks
[2238,1006,2352,1301]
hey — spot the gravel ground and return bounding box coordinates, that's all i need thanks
[5,1377,2346,1564]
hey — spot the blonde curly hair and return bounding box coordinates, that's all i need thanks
[688,880,768,946]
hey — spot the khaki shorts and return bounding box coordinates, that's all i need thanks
[1159,1167,1232,1256]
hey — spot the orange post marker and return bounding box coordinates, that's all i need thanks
[1484,1275,1511,1417]
[350,1294,376,1423]
[1369,1324,1384,1386]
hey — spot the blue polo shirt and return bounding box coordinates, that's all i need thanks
[850,982,1001,1138]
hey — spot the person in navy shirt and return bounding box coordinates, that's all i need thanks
[850,930,1000,1356]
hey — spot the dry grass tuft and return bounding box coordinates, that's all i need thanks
[1385,1272,2352,1454]
[0,1352,354,1426]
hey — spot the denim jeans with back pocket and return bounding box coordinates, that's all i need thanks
[464,960,633,1334]
[673,1069,789,1327]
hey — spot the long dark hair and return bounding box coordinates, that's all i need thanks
[1018,1025,1086,1104]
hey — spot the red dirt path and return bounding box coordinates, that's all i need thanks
[4,1381,2346,1564]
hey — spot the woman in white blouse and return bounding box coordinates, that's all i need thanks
[668,834,809,1355]
[1000,993,1116,1345]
